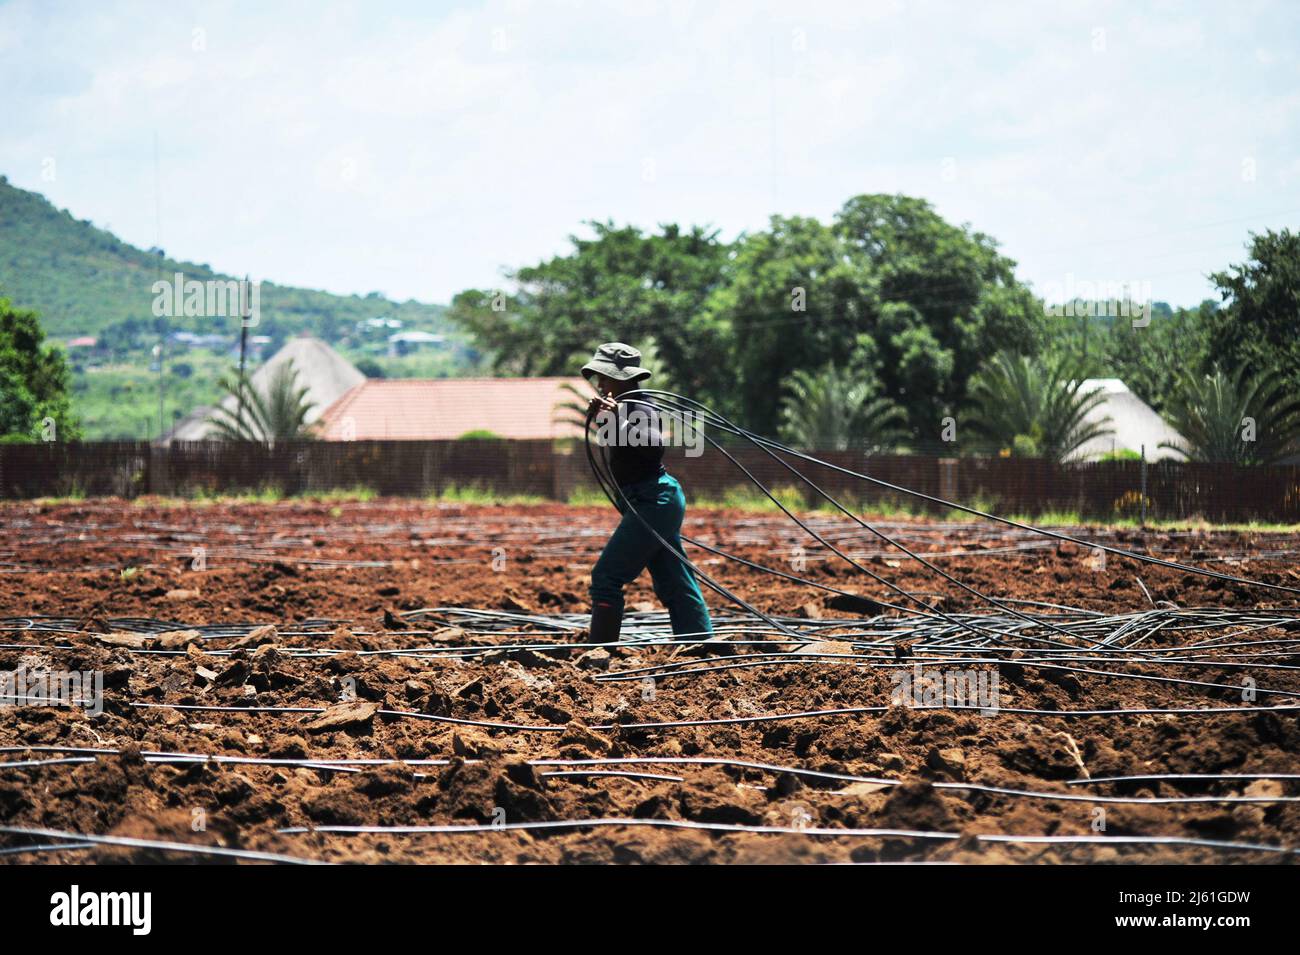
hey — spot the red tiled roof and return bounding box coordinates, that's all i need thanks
[315,377,589,440]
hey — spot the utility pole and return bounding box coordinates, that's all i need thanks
[1140,444,1148,527]
[156,248,166,442]
[153,132,165,443]
[237,275,250,433]
[239,275,250,380]
[155,339,164,440]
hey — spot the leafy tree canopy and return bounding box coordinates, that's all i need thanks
[1207,229,1300,390]
[0,296,80,440]
[452,196,1042,441]
[449,221,730,401]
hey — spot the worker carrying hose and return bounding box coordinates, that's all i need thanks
[582,342,713,644]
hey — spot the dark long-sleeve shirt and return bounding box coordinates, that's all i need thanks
[593,398,667,488]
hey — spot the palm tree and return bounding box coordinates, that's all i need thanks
[1160,365,1300,464]
[554,380,594,434]
[966,351,1114,462]
[777,365,906,452]
[208,360,315,446]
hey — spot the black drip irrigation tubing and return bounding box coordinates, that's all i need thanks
[271,818,1299,857]
[119,699,1300,732]
[589,651,1300,701]
[0,840,96,857]
[586,399,1047,648]
[621,394,1109,649]
[6,606,1300,697]
[0,824,326,864]
[3,746,1296,807]
[575,388,1300,700]
[629,389,1300,598]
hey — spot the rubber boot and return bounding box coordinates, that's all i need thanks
[588,602,622,644]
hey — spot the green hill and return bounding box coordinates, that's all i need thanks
[0,176,475,438]
[0,175,451,340]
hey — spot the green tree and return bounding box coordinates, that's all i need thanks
[966,351,1114,462]
[0,296,80,440]
[1207,230,1300,391]
[448,222,730,401]
[702,195,1040,437]
[834,194,1040,437]
[777,364,905,452]
[699,215,873,425]
[1160,365,1300,465]
[207,360,315,445]
[0,364,38,439]
[354,358,386,379]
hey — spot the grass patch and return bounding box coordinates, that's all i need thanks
[301,486,378,503]
[692,484,808,512]
[431,483,547,506]
[191,485,286,504]
[31,493,88,505]
[567,485,611,507]
[1003,510,1086,527]
[1107,515,1300,533]
[126,485,378,506]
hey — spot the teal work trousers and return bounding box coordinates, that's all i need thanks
[590,472,714,636]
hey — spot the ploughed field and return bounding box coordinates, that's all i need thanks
[2,498,1299,864]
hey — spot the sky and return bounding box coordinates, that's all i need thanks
[2,0,1298,308]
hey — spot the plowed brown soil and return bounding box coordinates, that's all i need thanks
[2,498,1298,864]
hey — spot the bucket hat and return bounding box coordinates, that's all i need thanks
[581,342,651,384]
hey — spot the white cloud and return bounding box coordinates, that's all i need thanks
[0,0,1296,309]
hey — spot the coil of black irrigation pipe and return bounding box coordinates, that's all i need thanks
[638,389,1300,594]
[582,389,1300,647]
[585,394,1054,647]
[605,394,1117,649]
[584,398,1060,648]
